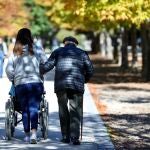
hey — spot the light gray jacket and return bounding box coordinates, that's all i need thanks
[5,45,47,86]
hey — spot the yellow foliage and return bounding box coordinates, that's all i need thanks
[34,0,53,6]
[34,0,150,30]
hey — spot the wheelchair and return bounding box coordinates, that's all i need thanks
[5,90,49,140]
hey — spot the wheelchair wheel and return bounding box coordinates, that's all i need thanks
[40,100,49,139]
[14,112,18,126]
[5,99,15,140]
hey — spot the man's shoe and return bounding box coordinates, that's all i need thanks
[71,137,80,145]
[60,136,70,143]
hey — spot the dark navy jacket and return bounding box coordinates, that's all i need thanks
[42,43,94,93]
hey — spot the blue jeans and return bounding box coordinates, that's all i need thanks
[0,58,4,78]
[15,82,44,133]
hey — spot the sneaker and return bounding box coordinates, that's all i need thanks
[24,136,30,143]
[30,134,37,144]
[71,137,80,145]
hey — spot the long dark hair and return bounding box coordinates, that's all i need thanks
[13,28,34,55]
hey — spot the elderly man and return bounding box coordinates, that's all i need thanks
[41,36,93,145]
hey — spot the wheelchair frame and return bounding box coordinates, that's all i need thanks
[5,92,49,140]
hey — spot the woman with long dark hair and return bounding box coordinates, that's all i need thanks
[6,28,47,144]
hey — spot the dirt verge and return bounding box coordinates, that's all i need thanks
[88,53,150,149]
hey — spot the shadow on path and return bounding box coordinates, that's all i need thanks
[89,54,143,84]
[101,113,150,149]
[0,112,100,150]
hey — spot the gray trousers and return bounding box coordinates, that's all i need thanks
[56,89,83,139]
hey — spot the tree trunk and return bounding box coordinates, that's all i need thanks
[91,32,100,54]
[113,43,119,63]
[141,23,150,81]
[111,31,119,63]
[121,27,128,69]
[130,24,137,66]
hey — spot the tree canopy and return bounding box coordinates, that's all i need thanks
[0,0,150,36]
[35,0,150,31]
[25,0,53,36]
[0,0,28,36]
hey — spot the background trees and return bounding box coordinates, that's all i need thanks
[0,0,28,36]
[0,0,150,80]
[35,0,150,80]
[25,0,53,37]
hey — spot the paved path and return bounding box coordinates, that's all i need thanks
[0,69,115,150]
